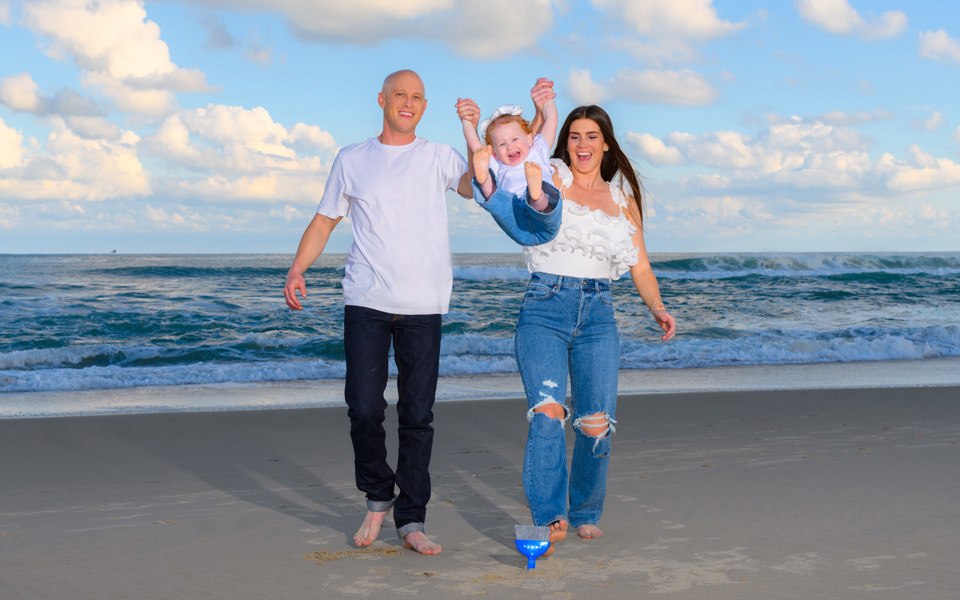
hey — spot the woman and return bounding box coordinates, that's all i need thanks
[515,105,676,552]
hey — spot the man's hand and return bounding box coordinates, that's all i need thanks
[284,269,307,310]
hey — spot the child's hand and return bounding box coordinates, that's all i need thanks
[530,78,555,110]
[456,98,481,126]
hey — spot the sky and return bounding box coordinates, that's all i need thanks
[1,0,959,254]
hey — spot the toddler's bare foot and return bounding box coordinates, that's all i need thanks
[543,519,567,556]
[578,524,603,539]
[473,146,492,186]
[524,161,542,199]
[353,510,388,546]
[524,162,547,211]
[402,531,442,555]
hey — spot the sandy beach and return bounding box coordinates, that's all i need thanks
[2,384,958,599]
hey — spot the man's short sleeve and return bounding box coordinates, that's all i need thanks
[442,146,468,192]
[316,151,350,218]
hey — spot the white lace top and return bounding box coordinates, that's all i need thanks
[523,160,640,280]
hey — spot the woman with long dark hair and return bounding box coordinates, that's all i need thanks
[515,105,675,552]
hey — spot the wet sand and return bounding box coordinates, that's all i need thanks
[1,385,958,599]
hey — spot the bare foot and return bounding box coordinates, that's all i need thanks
[543,519,568,556]
[524,161,546,210]
[353,510,388,546]
[578,524,603,539]
[402,531,442,555]
[472,147,496,199]
[473,146,492,186]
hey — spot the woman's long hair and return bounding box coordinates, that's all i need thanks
[551,105,645,223]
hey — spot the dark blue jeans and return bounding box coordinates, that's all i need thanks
[343,305,441,535]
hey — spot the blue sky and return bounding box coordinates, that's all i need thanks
[1,0,958,254]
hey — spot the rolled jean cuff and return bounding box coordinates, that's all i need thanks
[366,496,396,513]
[397,522,425,538]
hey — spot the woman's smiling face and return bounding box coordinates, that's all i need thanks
[566,118,607,175]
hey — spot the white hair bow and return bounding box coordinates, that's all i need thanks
[478,104,523,139]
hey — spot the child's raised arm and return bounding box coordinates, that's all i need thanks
[455,97,484,153]
[530,78,558,148]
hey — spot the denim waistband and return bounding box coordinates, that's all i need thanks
[530,272,611,291]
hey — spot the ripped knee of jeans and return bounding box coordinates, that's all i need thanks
[526,381,569,423]
[573,413,617,456]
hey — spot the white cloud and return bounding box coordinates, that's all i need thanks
[604,36,700,68]
[919,30,960,66]
[0,73,102,116]
[588,0,742,69]
[189,0,552,58]
[912,110,945,132]
[65,116,123,141]
[0,118,150,200]
[568,68,717,107]
[139,104,337,203]
[878,146,960,192]
[0,117,24,168]
[816,109,895,126]
[640,116,960,198]
[953,126,960,147]
[434,0,555,58]
[22,0,213,115]
[0,204,18,229]
[245,34,273,65]
[1,74,43,112]
[591,0,744,40]
[0,2,10,26]
[795,0,906,40]
[626,132,685,165]
[145,203,209,231]
[568,69,610,105]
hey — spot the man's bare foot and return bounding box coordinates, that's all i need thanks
[402,531,442,555]
[524,161,546,210]
[543,519,567,556]
[578,524,603,539]
[353,510,388,546]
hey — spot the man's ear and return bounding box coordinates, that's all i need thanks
[377,92,385,109]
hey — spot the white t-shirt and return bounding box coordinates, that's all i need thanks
[492,134,554,196]
[317,137,467,314]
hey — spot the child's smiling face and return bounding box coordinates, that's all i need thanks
[488,122,534,167]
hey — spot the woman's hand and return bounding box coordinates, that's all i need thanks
[652,307,676,341]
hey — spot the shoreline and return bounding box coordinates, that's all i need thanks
[2,385,957,598]
[3,356,960,419]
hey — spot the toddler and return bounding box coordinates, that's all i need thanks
[456,78,561,246]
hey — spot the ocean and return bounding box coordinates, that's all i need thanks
[2,252,959,414]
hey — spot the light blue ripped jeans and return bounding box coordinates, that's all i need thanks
[514,272,620,529]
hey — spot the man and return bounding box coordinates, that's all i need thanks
[283,70,472,555]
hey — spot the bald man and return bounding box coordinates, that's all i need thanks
[284,70,471,555]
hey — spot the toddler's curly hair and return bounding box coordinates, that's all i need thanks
[484,114,532,146]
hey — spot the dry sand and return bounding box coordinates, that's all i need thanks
[1,385,958,599]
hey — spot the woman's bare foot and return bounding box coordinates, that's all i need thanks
[524,162,546,210]
[402,531,442,555]
[577,524,603,539]
[543,519,568,556]
[353,510,388,546]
